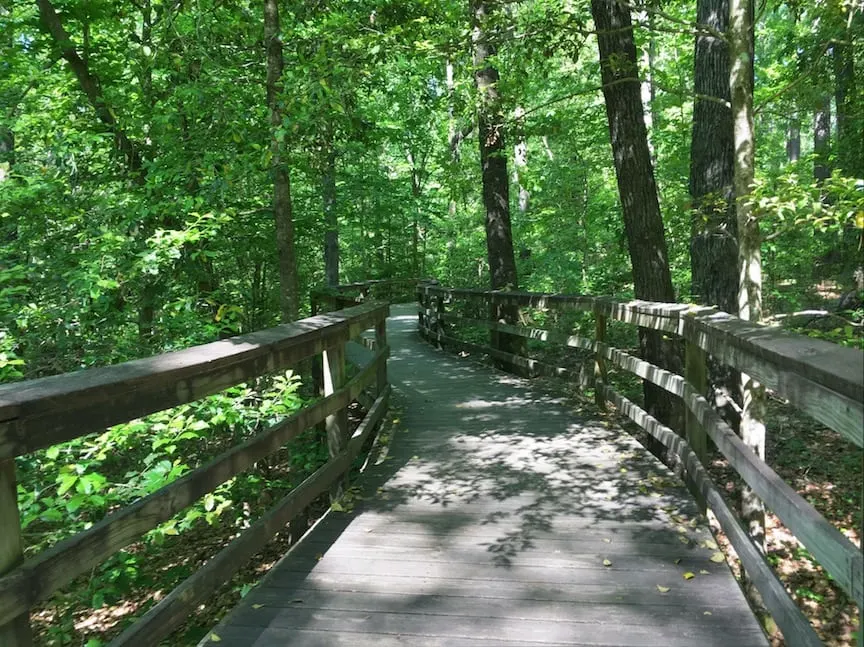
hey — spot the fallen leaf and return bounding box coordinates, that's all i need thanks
[209,634,221,643]
[657,585,671,593]
[699,569,710,575]
[701,539,718,550]
[602,538,612,544]
[710,552,725,563]
[683,572,695,580]
[674,558,681,565]
[603,559,612,567]
[704,611,713,616]
[252,604,263,609]
[678,536,689,544]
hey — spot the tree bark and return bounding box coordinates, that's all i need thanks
[813,95,832,184]
[472,0,523,359]
[264,0,299,322]
[833,40,857,175]
[322,143,339,288]
[591,0,681,431]
[689,0,740,425]
[730,0,767,579]
[785,116,800,162]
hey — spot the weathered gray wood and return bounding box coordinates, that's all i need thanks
[601,344,863,605]
[0,459,32,647]
[209,305,765,647]
[594,307,608,409]
[324,343,348,500]
[110,387,390,647]
[0,302,388,457]
[421,285,864,446]
[375,319,388,396]
[599,385,821,646]
[0,349,387,627]
[418,324,573,381]
[685,333,708,468]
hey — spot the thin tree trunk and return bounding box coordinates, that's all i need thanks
[36,0,144,175]
[265,0,299,322]
[322,143,339,287]
[814,95,832,184]
[591,0,682,433]
[730,0,767,580]
[833,40,856,174]
[689,0,740,425]
[513,107,529,216]
[785,115,800,162]
[0,127,12,183]
[472,0,522,359]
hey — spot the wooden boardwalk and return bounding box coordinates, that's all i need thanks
[201,303,768,647]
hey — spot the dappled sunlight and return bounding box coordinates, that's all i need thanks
[206,302,768,646]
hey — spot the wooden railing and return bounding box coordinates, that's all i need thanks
[0,301,391,647]
[417,284,863,647]
[311,277,424,312]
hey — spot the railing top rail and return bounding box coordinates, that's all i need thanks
[419,285,864,406]
[0,301,389,458]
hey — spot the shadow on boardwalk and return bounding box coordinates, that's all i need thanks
[200,304,768,647]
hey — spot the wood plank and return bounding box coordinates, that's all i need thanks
[0,302,388,457]
[0,351,387,627]
[0,459,31,647]
[205,304,767,647]
[601,344,863,605]
[224,606,767,646]
[108,387,390,647]
[600,386,821,646]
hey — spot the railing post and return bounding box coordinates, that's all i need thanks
[0,458,33,647]
[324,341,348,500]
[685,328,708,465]
[416,285,426,336]
[593,305,607,410]
[375,315,388,396]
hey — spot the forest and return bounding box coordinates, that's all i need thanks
[0,0,862,644]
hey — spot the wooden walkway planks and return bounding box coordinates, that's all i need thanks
[200,303,768,647]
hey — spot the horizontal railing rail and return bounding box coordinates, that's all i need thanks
[311,277,426,312]
[417,283,864,647]
[0,301,391,647]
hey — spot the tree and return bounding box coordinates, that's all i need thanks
[689,0,740,424]
[730,0,767,568]
[590,0,681,430]
[264,0,299,322]
[472,0,522,357]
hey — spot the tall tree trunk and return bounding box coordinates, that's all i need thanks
[689,0,740,424]
[730,0,767,583]
[322,143,339,288]
[472,0,522,359]
[0,127,12,183]
[813,95,832,184]
[833,40,857,175]
[264,0,299,322]
[513,107,529,216]
[785,115,800,162]
[591,0,682,432]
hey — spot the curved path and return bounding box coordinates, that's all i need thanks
[201,303,767,646]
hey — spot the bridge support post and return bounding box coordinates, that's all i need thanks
[593,307,607,410]
[0,457,33,647]
[685,334,708,465]
[375,318,388,396]
[324,343,349,500]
